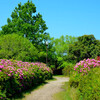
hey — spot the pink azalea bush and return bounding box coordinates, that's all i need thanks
[74,58,100,74]
[69,58,100,100]
[69,58,100,88]
[0,59,52,99]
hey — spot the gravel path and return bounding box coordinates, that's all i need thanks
[23,76,69,100]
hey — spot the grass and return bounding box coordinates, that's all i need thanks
[53,90,71,100]
[53,82,78,100]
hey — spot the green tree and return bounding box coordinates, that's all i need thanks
[1,0,48,49]
[0,0,57,66]
[91,40,100,58]
[52,35,77,74]
[38,35,57,66]
[68,34,100,62]
[0,34,38,62]
[53,35,77,61]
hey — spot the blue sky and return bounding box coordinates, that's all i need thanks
[0,0,100,39]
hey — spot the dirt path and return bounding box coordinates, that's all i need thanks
[23,76,69,100]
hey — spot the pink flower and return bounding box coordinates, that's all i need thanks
[8,74,11,76]
[75,65,78,68]
[88,67,90,71]
[10,71,13,73]
[80,69,82,72]
[74,58,100,74]
[0,65,4,69]
[97,61,100,63]
[84,63,88,68]
[78,63,80,66]
[93,64,96,67]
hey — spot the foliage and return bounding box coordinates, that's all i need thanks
[52,35,77,73]
[78,68,100,100]
[38,36,57,66]
[68,35,100,62]
[69,58,100,100]
[0,34,38,62]
[53,35,77,58]
[1,0,48,49]
[0,30,1,35]
[69,58,100,87]
[0,59,52,99]
[0,0,57,71]
[62,62,75,76]
[53,81,80,100]
[91,42,100,58]
[0,0,56,66]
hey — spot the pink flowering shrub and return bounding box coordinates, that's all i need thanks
[69,58,100,100]
[70,58,100,87]
[74,58,100,74]
[0,59,52,99]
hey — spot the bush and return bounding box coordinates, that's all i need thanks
[0,59,52,99]
[69,58,100,100]
[74,58,100,75]
[78,68,100,100]
[69,58,100,88]
[0,34,38,62]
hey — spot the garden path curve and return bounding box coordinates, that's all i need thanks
[23,76,69,100]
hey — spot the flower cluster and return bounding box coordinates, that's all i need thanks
[74,58,100,74]
[0,59,52,99]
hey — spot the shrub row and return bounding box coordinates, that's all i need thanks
[69,58,100,100]
[0,59,52,99]
[74,58,100,74]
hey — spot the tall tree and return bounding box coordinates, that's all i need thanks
[1,0,48,48]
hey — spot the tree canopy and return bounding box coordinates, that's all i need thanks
[1,0,48,48]
[51,35,77,71]
[53,35,77,59]
[0,34,38,62]
[68,35,100,62]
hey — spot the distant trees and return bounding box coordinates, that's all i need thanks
[68,35,100,62]
[52,35,77,73]
[53,35,77,59]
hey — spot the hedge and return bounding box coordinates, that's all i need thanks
[0,59,52,99]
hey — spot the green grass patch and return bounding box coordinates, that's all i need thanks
[53,82,79,100]
[53,90,71,100]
